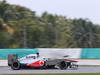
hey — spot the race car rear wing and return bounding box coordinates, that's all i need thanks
[8,54,18,66]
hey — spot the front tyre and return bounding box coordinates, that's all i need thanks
[11,61,20,70]
[70,63,78,70]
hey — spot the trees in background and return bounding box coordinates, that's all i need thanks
[0,0,100,48]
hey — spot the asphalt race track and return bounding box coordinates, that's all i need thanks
[0,66,100,74]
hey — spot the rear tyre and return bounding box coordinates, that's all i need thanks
[59,61,67,70]
[11,61,20,70]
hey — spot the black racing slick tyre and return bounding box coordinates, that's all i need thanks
[11,61,21,70]
[59,61,67,70]
[70,64,78,70]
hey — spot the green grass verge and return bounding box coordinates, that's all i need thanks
[6,73,100,75]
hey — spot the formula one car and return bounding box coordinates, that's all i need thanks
[8,53,78,70]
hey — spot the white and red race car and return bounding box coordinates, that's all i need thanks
[8,53,78,70]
